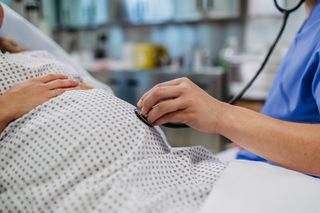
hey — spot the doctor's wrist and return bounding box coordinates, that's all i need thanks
[203,100,228,134]
[212,102,235,135]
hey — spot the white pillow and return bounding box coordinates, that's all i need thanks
[200,160,320,213]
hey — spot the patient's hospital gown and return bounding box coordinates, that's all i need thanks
[0,51,226,213]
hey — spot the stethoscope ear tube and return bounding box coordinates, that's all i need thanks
[228,0,304,105]
[228,12,290,105]
[136,0,305,129]
[274,0,305,13]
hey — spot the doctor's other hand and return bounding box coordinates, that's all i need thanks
[137,77,226,133]
[0,74,79,123]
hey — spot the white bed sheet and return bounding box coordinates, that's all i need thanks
[200,160,320,213]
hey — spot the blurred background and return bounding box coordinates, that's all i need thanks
[1,0,306,152]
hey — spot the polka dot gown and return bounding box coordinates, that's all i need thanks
[0,51,227,213]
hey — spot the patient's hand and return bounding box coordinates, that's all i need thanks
[0,74,79,132]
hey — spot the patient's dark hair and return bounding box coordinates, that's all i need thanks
[0,37,25,53]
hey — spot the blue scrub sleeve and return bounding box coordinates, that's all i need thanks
[236,150,268,162]
[312,52,320,112]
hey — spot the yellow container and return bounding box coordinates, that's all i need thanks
[133,43,168,69]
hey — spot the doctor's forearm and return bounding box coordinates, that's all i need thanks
[217,103,320,176]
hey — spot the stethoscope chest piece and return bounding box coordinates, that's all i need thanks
[134,108,154,127]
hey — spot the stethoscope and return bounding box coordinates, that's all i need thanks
[135,0,305,128]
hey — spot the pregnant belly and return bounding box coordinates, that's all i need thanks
[0,89,170,187]
[0,89,225,213]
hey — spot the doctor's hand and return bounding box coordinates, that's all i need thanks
[0,74,79,125]
[137,77,226,133]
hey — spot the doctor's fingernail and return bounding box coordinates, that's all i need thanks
[137,100,142,107]
[141,108,147,115]
[147,117,154,124]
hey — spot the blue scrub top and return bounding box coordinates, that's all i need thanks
[237,2,320,163]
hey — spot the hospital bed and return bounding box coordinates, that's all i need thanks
[2,4,320,213]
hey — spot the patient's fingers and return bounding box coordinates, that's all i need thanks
[50,87,78,97]
[46,79,79,90]
[35,74,68,83]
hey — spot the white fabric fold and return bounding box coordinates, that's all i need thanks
[200,160,320,213]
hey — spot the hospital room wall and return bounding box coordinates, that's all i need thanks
[104,22,242,62]
[0,0,306,65]
[51,5,304,71]
[106,1,304,64]
[1,0,304,70]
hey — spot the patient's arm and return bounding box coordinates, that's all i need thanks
[0,74,79,133]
